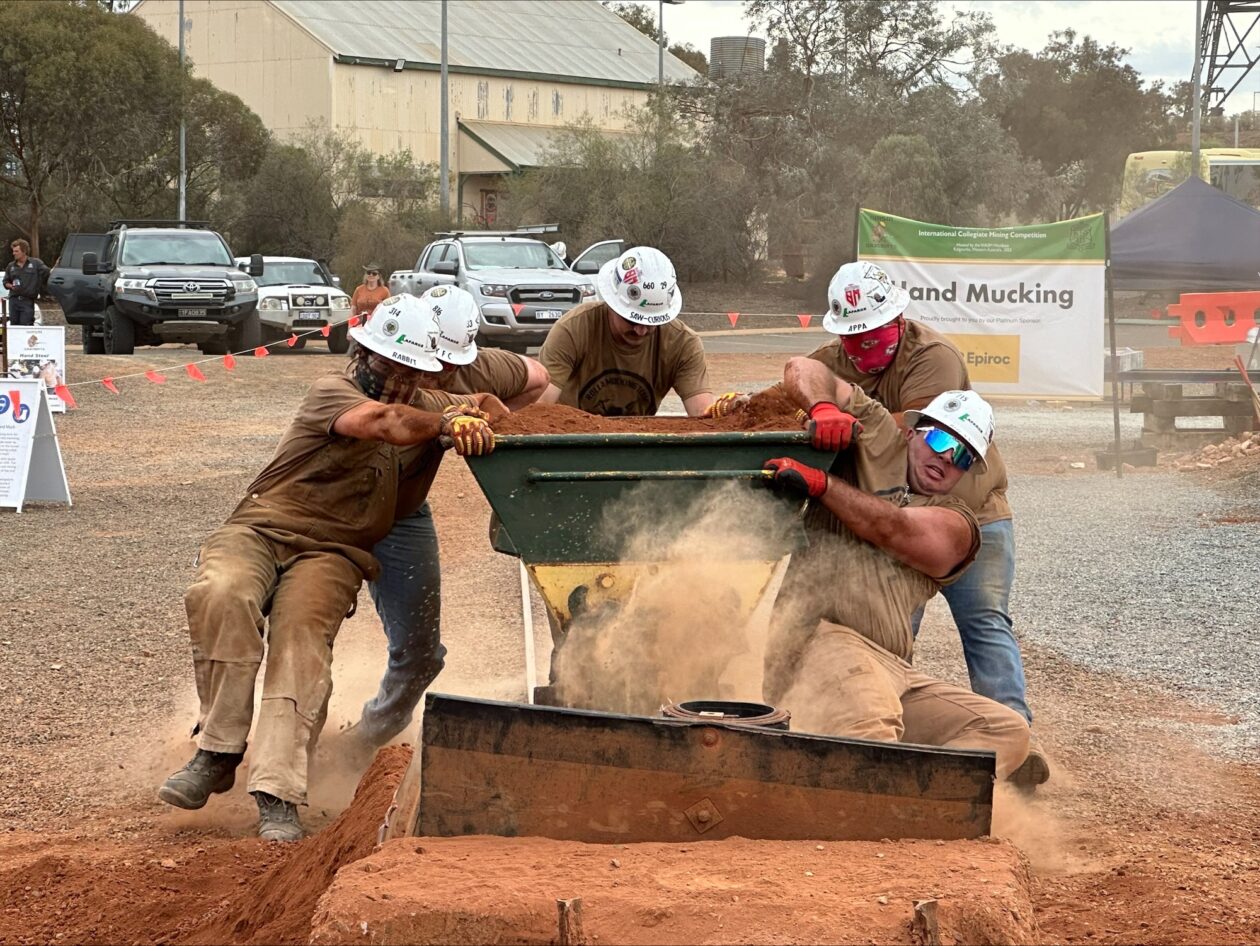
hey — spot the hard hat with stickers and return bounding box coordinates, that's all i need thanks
[821,261,910,336]
[425,285,480,366]
[348,293,443,371]
[595,246,684,326]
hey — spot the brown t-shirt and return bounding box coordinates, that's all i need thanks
[226,374,458,575]
[442,348,530,400]
[807,320,1012,525]
[764,390,981,699]
[351,284,392,318]
[539,301,711,415]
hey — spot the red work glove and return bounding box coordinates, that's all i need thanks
[763,457,828,498]
[806,401,861,451]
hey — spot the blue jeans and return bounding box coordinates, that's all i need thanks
[913,519,1031,724]
[357,501,445,746]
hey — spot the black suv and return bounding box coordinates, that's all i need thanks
[48,220,263,355]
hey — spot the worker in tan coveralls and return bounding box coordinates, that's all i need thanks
[533,246,744,699]
[538,245,745,419]
[785,260,1047,787]
[159,289,505,842]
[762,381,1030,779]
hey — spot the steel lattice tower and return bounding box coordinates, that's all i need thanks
[1198,1,1260,114]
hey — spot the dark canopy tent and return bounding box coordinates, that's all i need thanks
[1110,177,1260,291]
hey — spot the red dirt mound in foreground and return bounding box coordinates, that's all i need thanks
[494,386,801,434]
[0,746,409,946]
[310,835,1039,945]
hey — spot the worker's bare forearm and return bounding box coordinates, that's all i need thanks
[783,357,853,411]
[334,401,446,445]
[814,475,970,578]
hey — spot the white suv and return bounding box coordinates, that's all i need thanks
[235,256,352,352]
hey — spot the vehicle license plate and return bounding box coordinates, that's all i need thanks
[534,309,563,320]
[296,310,323,321]
[180,308,208,318]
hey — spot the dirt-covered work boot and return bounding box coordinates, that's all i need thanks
[253,791,303,842]
[1007,733,1051,790]
[157,749,243,809]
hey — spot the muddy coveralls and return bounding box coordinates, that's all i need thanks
[763,388,1030,778]
[183,373,455,805]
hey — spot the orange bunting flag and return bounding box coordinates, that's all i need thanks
[223,353,236,370]
[54,384,78,409]
[286,334,299,347]
[145,369,167,384]
[726,311,740,327]
[320,325,332,337]
[796,314,812,328]
[348,315,361,328]
[102,377,119,394]
[185,363,207,382]
[511,303,525,318]
[253,346,269,358]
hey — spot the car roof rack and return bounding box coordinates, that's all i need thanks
[433,223,559,239]
[108,219,213,230]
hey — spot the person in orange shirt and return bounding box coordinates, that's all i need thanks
[351,262,392,320]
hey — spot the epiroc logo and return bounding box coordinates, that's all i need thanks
[944,334,1021,383]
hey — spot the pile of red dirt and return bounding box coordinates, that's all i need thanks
[494,387,801,435]
[0,746,410,946]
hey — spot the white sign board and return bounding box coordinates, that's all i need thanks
[857,210,1108,397]
[0,380,71,513]
[6,324,67,412]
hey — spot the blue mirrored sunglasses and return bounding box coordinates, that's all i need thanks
[918,425,977,472]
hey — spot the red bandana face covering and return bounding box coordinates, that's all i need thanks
[841,318,903,374]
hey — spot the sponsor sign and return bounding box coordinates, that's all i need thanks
[858,209,1107,396]
[0,380,71,512]
[6,325,68,412]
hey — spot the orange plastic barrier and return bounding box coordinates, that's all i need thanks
[1161,292,1260,345]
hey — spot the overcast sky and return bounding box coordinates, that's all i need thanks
[660,0,1253,109]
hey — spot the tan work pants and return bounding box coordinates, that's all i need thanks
[184,524,362,804]
[779,622,1030,779]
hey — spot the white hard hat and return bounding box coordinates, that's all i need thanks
[551,241,567,259]
[349,293,442,371]
[596,246,683,325]
[425,285,479,366]
[821,261,910,336]
[904,390,995,468]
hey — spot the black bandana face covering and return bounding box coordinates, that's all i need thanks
[347,346,422,404]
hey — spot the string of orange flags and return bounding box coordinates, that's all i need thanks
[48,308,823,410]
[723,312,816,328]
[50,314,363,410]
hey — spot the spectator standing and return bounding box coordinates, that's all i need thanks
[351,262,391,321]
[4,239,49,327]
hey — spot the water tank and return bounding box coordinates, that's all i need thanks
[708,36,766,80]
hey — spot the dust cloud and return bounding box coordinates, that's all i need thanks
[552,481,798,715]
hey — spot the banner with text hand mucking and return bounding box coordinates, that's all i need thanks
[856,209,1107,397]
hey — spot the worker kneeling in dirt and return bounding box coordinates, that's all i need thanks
[762,385,1031,778]
[538,245,745,419]
[159,290,505,842]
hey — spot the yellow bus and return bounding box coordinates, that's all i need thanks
[1120,148,1260,214]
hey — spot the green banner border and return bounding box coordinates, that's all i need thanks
[857,209,1107,263]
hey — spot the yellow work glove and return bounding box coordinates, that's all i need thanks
[440,405,495,456]
[702,392,751,418]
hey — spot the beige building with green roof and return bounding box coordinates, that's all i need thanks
[133,0,697,222]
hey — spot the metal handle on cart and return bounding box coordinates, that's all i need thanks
[525,469,775,483]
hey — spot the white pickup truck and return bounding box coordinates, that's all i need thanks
[235,255,352,352]
[389,233,623,352]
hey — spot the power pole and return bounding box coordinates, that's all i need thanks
[178,0,187,223]
[439,0,450,220]
[1192,0,1202,178]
